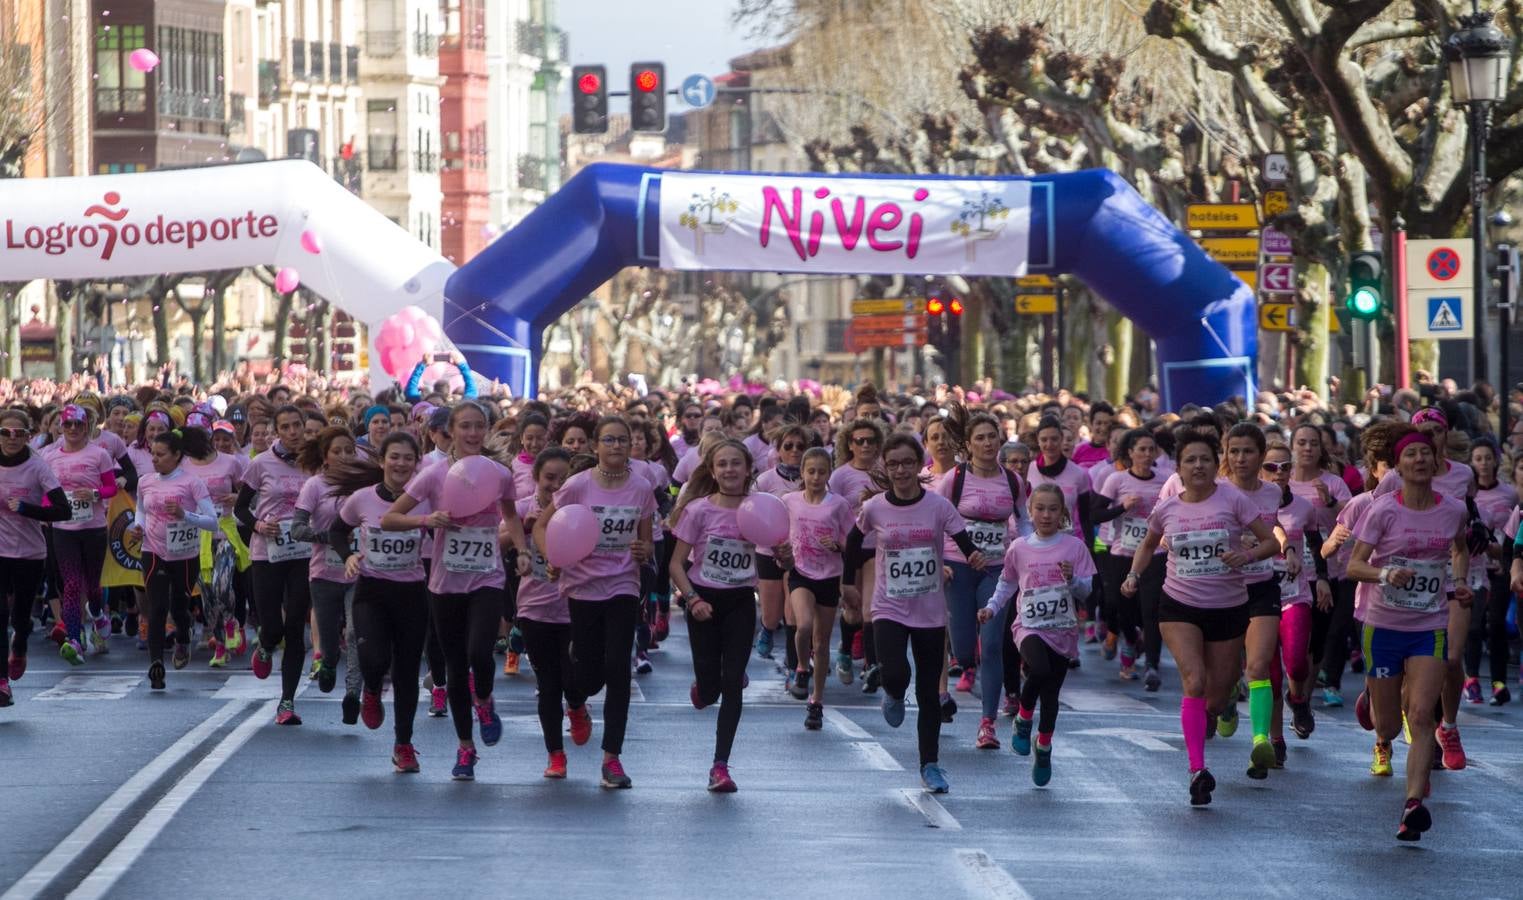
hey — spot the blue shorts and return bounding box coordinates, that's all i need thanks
[1361,625,1446,679]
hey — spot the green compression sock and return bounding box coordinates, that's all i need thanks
[1249,678,1273,741]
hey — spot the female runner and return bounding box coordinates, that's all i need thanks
[785,447,854,730]
[184,421,249,667]
[753,424,805,679]
[1094,428,1166,689]
[0,409,68,701]
[1285,423,1352,706]
[41,404,120,663]
[1464,438,1516,705]
[830,417,884,690]
[1027,416,1095,641]
[1263,443,1329,765]
[292,427,361,721]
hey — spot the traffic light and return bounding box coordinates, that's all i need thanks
[1345,251,1382,320]
[572,65,607,134]
[948,296,964,316]
[630,62,666,133]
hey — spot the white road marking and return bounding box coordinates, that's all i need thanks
[1059,688,1154,712]
[852,741,904,771]
[33,676,142,701]
[67,700,276,900]
[823,707,871,739]
[899,788,961,830]
[1,700,249,900]
[629,679,645,702]
[953,849,1032,900]
[1071,727,1176,751]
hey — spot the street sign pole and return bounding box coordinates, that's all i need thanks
[1394,217,1410,389]
[1055,286,1066,390]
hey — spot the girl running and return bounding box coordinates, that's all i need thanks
[830,417,884,690]
[1464,439,1515,705]
[754,424,806,680]
[1263,443,1329,764]
[1122,428,1277,806]
[785,447,854,731]
[292,427,361,721]
[0,410,68,702]
[41,404,119,664]
[184,423,249,667]
[978,484,1095,786]
[1094,428,1166,689]
[1285,423,1352,707]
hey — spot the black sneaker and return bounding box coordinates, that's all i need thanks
[861,664,881,694]
[1289,694,1315,739]
[1189,768,1216,806]
[1205,713,1217,742]
[1396,799,1431,842]
[341,691,361,725]
[804,702,823,730]
[317,660,338,694]
[789,669,811,700]
[1271,737,1287,768]
[148,659,166,691]
[939,692,957,723]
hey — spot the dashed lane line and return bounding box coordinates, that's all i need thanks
[899,788,961,830]
[953,849,1033,900]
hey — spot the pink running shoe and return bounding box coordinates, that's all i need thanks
[361,689,385,730]
[955,667,976,694]
[428,686,448,717]
[707,761,737,793]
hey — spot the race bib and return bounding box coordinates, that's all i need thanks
[1239,535,1273,578]
[1113,515,1149,554]
[699,536,757,586]
[165,519,200,557]
[884,546,939,599]
[1381,556,1445,613]
[1172,528,1229,579]
[1019,583,1076,631]
[965,520,1007,555]
[1466,562,1487,593]
[324,531,361,568]
[527,543,549,582]
[593,505,640,552]
[364,527,421,572]
[442,526,498,574]
[68,494,93,522]
[266,519,312,563]
[1274,558,1306,602]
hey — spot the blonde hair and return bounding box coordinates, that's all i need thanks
[671,438,753,527]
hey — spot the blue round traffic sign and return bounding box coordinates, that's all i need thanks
[681,74,716,110]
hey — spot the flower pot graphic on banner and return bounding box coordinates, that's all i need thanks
[951,192,1010,262]
[676,188,739,255]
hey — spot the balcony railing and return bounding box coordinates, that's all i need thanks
[514,20,567,60]
[346,45,360,82]
[329,43,343,81]
[309,41,325,79]
[517,153,547,192]
[367,138,398,170]
[229,92,246,125]
[158,88,224,120]
[414,150,438,173]
[414,32,439,57]
[257,60,279,105]
[331,153,362,194]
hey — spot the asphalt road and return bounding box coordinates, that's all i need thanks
[3,618,1522,900]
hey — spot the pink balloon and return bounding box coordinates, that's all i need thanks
[543,504,599,568]
[274,267,300,293]
[128,49,160,73]
[300,230,323,254]
[421,361,463,392]
[737,493,790,548]
[440,456,501,519]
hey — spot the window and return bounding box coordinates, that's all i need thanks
[445,131,461,152]
[95,24,147,114]
[155,27,225,120]
[367,99,398,170]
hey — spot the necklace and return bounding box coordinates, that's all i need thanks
[719,490,747,497]
[968,460,1000,478]
[597,466,629,481]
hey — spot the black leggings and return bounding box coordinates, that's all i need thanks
[1465,576,1511,684]
[143,552,195,662]
[1318,578,1357,688]
[520,617,587,752]
[353,576,428,744]
[1018,635,1070,735]
[429,587,503,742]
[874,619,945,767]
[569,595,639,755]
[688,586,756,763]
[252,558,313,702]
[0,556,44,659]
[1102,552,1165,669]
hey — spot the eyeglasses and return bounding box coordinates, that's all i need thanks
[1261,461,1291,474]
[781,442,805,451]
[852,436,880,447]
[884,458,919,470]
[599,436,631,447]
[0,427,29,439]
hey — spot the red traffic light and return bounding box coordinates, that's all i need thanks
[948,297,964,315]
[577,71,602,94]
[927,298,946,315]
[635,69,660,92]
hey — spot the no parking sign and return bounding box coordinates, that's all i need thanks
[1405,239,1474,339]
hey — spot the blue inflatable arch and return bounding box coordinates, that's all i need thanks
[443,164,1256,409]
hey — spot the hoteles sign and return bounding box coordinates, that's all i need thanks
[657,172,1033,276]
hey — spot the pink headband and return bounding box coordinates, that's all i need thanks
[60,404,89,423]
[1394,431,1434,458]
[146,411,171,426]
[1411,408,1447,427]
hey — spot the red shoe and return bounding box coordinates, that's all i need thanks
[392,743,420,774]
[1462,677,1483,705]
[654,613,670,643]
[251,647,273,680]
[48,622,66,646]
[275,700,302,726]
[955,666,976,694]
[361,689,385,730]
[707,761,737,793]
[851,630,864,662]
[976,716,1000,750]
[1434,725,1466,771]
[567,704,593,746]
[544,750,568,779]
[1354,689,1373,731]
[7,654,25,681]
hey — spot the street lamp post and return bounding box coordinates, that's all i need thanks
[1445,2,1510,389]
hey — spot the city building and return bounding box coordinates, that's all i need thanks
[357,0,443,247]
[485,0,566,231]
[438,0,489,265]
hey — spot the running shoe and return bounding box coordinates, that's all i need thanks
[361,689,385,730]
[1401,713,1411,744]
[251,647,273,680]
[493,637,508,655]
[1188,768,1215,806]
[223,619,242,653]
[315,658,337,693]
[429,686,448,717]
[110,614,123,635]
[1490,682,1511,706]
[1435,724,1465,770]
[789,669,810,700]
[755,628,774,659]
[861,664,882,694]
[60,639,84,665]
[393,743,420,774]
[507,626,525,654]
[1288,694,1315,739]
[1143,668,1161,692]
[690,681,709,710]
[1271,736,1287,768]
[544,750,567,779]
[48,622,66,646]
[708,761,738,793]
[1370,741,1393,776]
[208,641,227,669]
[834,651,853,685]
[275,700,302,726]
[1032,743,1052,787]
[309,652,323,679]
[88,625,109,656]
[939,692,957,723]
[1000,693,1019,717]
[148,660,166,691]
[1118,663,1137,681]
[8,654,26,681]
[1323,687,1343,708]
[476,697,502,746]
[881,692,905,728]
[851,630,864,662]
[1216,704,1239,738]
[1463,677,1483,705]
[341,691,360,725]
[654,613,670,643]
[1396,798,1431,842]
[1012,716,1033,756]
[0,677,10,708]
[920,763,950,794]
[955,667,976,694]
[1248,736,1276,779]
[634,652,652,675]
[1355,689,1373,730]
[452,746,478,781]
[804,702,823,731]
[600,757,632,789]
[504,652,520,676]
[1067,657,1082,670]
[172,643,190,671]
[94,614,111,637]
[948,661,963,678]
[1349,648,1364,674]
[976,717,999,750]
[1083,622,1097,644]
[1102,632,1118,661]
[568,704,593,746]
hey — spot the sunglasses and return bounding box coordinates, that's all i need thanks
[852,436,880,447]
[1262,461,1291,474]
[61,420,87,428]
[781,442,805,451]
[0,427,29,439]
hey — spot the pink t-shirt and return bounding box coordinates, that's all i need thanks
[511,454,537,505]
[1071,441,1110,470]
[241,448,309,562]
[126,445,154,486]
[1275,495,1316,607]
[297,475,354,585]
[1026,458,1089,539]
[1507,505,1522,546]
[406,456,516,596]
[552,469,657,602]
[1354,491,1466,632]
[672,496,757,592]
[629,458,667,541]
[1288,473,1352,578]
[1231,479,1284,585]
[0,453,61,559]
[753,466,801,560]
[136,470,211,560]
[40,442,118,531]
[1146,485,1263,609]
[784,490,853,580]
[1475,482,1519,574]
[1337,492,1379,621]
[935,465,1020,565]
[858,490,965,629]
[340,484,428,584]
[999,532,1096,658]
[1099,469,1167,557]
[743,433,775,472]
[1374,460,1474,500]
[829,464,878,549]
[515,495,567,624]
[672,446,702,485]
[94,430,128,464]
[185,453,247,518]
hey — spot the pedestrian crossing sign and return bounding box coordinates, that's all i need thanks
[1427,297,1462,332]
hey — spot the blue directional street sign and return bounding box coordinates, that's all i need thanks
[681,74,716,109]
